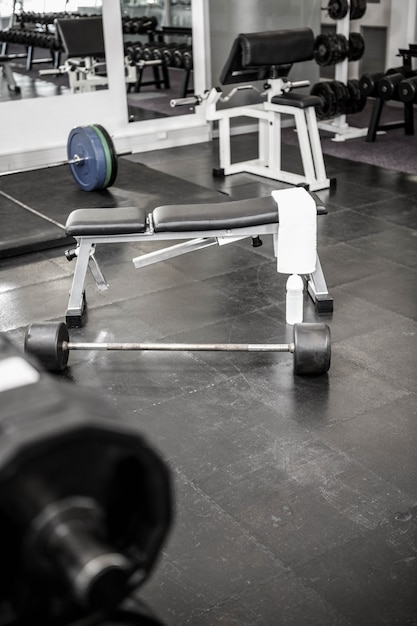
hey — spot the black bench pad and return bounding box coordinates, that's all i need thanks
[153,196,279,232]
[239,29,314,67]
[65,195,327,237]
[66,207,147,236]
[153,194,326,232]
[271,93,322,109]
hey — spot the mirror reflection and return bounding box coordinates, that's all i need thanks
[0,0,104,100]
[121,0,194,122]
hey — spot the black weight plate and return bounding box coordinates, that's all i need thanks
[329,80,349,115]
[311,81,337,119]
[67,126,107,191]
[328,0,349,20]
[93,124,118,188]
[377,72,404,100]
[398,77,417,103]
[293,323,331,376]
[348,32,365,61]
[24,322,69,372]
[314,34,335,66]
[350,0,367,20]
[333,34,349,64]
[359,71,385,97]
[346,78,367,113]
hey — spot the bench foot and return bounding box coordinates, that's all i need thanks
[66,292,86,328]
[313,293,334,314]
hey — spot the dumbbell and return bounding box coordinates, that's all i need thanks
[172,45,193,69]
[131,15,158,33]
[142,44,162,62]
[24,321,331,376]
[162,43,188,67]
[0,333,172,623]
[359,71,386,98]
[398,75,417,103]
[378,72,407,100]
[182,49,193,70]
[152,42,178,65]
[359,66,407,98]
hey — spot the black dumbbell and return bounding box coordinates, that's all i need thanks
[378,72,406,100]
[398,75,417,103]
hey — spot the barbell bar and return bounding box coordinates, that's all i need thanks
[1,123,127,191]
[24,321,331,376]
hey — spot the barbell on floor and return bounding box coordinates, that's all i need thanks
[24,321,331,376]
[1,123,124,191]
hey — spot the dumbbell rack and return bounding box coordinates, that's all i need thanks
[366,46,416,142]
[318,1,368,142]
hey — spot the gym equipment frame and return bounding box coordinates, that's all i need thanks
[62,189,333,329]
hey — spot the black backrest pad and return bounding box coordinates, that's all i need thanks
[56,17,105,57]
[239,28,315,67]
[219,36,269,85]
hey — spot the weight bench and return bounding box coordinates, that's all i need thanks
[172,29,332,191]
[64,190,333,327]
[41,18,113,93]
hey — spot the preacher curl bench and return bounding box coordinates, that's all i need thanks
[172,29,332,192]
[64,189,333,329]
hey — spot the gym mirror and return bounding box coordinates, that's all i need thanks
[120,0,193,122]
[0,0,106,99]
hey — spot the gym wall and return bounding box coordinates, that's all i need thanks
[208,0,322,88]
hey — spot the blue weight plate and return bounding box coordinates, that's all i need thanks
[67,125,108,191]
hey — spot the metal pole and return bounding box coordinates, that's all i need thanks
[0,151,131,178]
[66,341,295,353]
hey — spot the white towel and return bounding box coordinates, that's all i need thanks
[272,187,317,275]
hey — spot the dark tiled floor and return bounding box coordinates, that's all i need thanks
[1,136,417,625]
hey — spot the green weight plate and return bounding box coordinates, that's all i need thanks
[91,124,113,189]
[67,125,108,191]
[93,123,118,188]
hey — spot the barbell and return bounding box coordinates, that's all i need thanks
[24,321,331,376]
[1,123,121,191]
